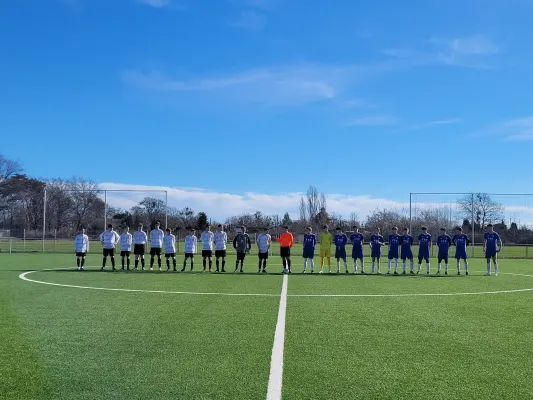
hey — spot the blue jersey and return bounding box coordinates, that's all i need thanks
[388,234,400,252]
[453,234,469,257]
[350,233,364,250]
[303,234,317,249]
[334,233,347,248]
[418,233,432,254]
[437,235,452,253]
[370,235,384,250]
[400,235,413,251]
[484,232,501,252]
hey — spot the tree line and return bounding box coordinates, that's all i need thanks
[1,154,532,244]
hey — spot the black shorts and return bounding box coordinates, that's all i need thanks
[215,250,226,258]
[185,253,194,258]
[280,247,291,258]
[120,251,131,257]
[103,248,115,257]
[202,250,213,258]
[134,244,145,255]
[75,252,86,257]
[237,252,246,261]
[258,252,269,260]
[165,253,176,258]
[150,247,162,256]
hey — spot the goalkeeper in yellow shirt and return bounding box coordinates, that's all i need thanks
[319,225,333,273]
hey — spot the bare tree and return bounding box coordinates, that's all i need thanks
[457,193,504,230]
[46,179,74,231]
[67,177,101,231]
[305,186,320,221]
[0,154,22,189]
[319,192,327,212]
[299,197,306,222]
[348,212,359,228]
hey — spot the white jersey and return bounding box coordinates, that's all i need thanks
[133,231,147,245]
[150,229,164,248]
[257,233,271,253]
[214,231,227,250]
[120,233,133,251]
[200,231,214,251]
[164,234,176,254]
[184,235,197,254]
[100,230,120,249]
[74,234,89,253]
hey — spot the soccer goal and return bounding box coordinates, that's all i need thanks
[409,192,533,259]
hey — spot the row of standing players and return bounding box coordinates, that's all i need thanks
[73,222,503,276]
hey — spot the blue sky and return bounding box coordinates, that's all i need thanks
[1,0,533,219]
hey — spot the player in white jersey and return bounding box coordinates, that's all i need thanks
[182,228,197,271]
[74,228,89,270]
[256,227,271,273]
[120,226,133,271]
[133,224,147,270]
[200,224,215,272]
[163,228,177,271]
[214,224,228,273]
[149,221,165,271]
[99,224,120,271]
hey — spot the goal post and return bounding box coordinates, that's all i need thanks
[409,192,533,259]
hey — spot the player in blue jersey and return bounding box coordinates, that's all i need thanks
[370,228,385,274]
[350,226,365,273]
[302,227,317,273]
[334,227,349,273]
[387,227,401,275]
[484,224,503,276]
[452,227,470,275]
[417,226,432,274]
[436,228,452,275]
[400,227,414,274]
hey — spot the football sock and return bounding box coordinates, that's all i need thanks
[418,264,422,273]
[494,263,498,275]
[77,258,80,267]
[216,259,220,270]
[121,258,125,268]
[282,259,286,269]
[371,261,375,273]
[377,261,380,272]
[127,258,130,268]
[445,263,448,273]
[102,257,106,268]
[457,261,460,272]
[410,261,414,271]
[394,259,398,272]
[327,258,331,267]
[258,260,262,270]
[141,258,145,268]
[426,263,430,273]
[354,260,358,272]
[203,259,207,269]
[235,261,239,270]
[303,259,307,270]
[172,258,176,268]
[150,258,154,268]
[320,258,324,268]
[135,259,139,268]
[183,260,187,269]
[222,259,226,269]
[337,260,340,269]
[487,262,491,274]
[344,261,348,271]
[388,260,391,271]
[166,259,170,268]
[310,259,314,271]
[158,258,161,268]
[263,260,267,270]
[287,259,291,271]
[191,261,194,270]
[209,260,212,269]
[402,260,406,271]
[81,258,85,267]
[438,263,441,272]
[240,260,244,271]
[361,260,364,272]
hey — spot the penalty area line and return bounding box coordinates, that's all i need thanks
[266,273,288,400]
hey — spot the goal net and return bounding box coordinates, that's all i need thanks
[410,193,533,259]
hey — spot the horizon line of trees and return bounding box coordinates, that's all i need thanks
[1,154,532,244]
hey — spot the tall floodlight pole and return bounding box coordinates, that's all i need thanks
[471,193,475,257]
[165,191,168,229]
[42,188,47,254]
[104,190,107,228]
[409,193,412,234]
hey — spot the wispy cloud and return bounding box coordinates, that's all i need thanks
[228,10,267,31]
[400,118,461,132]
[472,116,533,141]
[382,35,500,69]
[137,0,172,8]
[347,115,399,126]
[122,64,373,107]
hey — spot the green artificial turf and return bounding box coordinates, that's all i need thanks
[1,254,532,399]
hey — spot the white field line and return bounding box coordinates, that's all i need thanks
[17,269,533,298]
[266,273,288,400]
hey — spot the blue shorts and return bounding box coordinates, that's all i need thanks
[455,251,467,260]
[438,253,449,263]
[485,249,497,258]
[335,247,347,260]
[418,253,429,262]
[352,248,364,259]
[302,248,315,259]
[388,250,399,259]
[371,249,381,258]
[401,250,413,260]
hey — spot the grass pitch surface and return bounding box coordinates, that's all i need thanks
[1,253,532,399]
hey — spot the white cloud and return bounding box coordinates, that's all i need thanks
[382,35,500,69]
[99,182,409,221]
[229,10,267,30]
[347,115,398,126]
[398,118,461,133]
[137,0,172,7]
[473,116,533,141]
[122,64,371,107]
